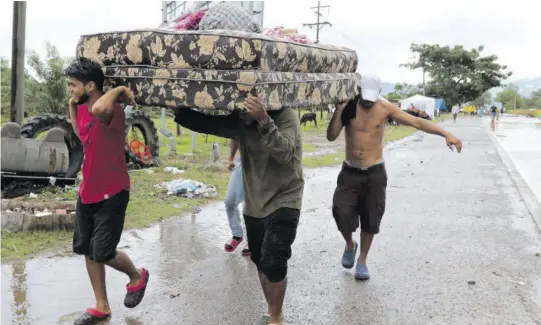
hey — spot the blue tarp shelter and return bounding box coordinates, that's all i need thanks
[435,98,447,112]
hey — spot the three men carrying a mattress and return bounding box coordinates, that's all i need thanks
[65,53,462,325]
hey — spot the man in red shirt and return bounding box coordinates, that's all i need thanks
[65,58,149,325]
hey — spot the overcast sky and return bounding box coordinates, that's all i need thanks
[0,0,539,84]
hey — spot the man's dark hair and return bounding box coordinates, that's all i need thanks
[64,58,105,92]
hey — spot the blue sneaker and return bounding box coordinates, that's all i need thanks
[354,263,370,280]
[341,241,358,269]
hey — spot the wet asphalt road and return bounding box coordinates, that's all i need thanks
[2,117,541,325]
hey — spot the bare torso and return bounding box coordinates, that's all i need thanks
[344,101,390,168]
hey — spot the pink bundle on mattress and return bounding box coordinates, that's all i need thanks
[173,9,207,30]
[264,26,314,44]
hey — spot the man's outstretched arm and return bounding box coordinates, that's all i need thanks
[386,101,463,152]
[174,108,241,139]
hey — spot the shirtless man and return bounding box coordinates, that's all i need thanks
[327,75,462,280]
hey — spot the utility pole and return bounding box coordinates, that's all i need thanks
[303,1,331,120]
[10,1,26,125]
[303,1,331,44]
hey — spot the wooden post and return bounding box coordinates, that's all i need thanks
[191,131,197,153]
[10,1,26,125]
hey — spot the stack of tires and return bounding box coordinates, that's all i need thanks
[20,110,159,178]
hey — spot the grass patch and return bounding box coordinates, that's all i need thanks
[1,156,230,261]
[303,151,344,168]
[2,231,72,260]
[384,125,417,142]
[302,143,318,152]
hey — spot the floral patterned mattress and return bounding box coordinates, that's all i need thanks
[103,66,360,111]
[77,29,358,74]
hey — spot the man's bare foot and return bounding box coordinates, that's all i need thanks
[263,311,284,324]
[95,302,111,315]
[128,268,143,287]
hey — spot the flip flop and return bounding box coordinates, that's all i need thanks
[241,245,251,256]
[74,308,111,325]
[225,237,243,252]
[124,268,150,308]
[341,241,358,269]
[354,263,370,280]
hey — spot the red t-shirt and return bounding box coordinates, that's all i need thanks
[77,103,130,204]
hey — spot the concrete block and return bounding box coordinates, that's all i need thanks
[1,212,24,233]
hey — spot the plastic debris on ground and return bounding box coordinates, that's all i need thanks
[164,167,185,174]
[158,179,218,199]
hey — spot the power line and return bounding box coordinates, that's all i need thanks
[302,1,331,44]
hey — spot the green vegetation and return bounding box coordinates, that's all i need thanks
[401,43,511,107]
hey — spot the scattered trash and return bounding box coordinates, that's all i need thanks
[62,185,78,192]
[159,179,217,199]
[169,293,180,299]
[492,271,502,276]
[28,192,38,199]
[535,252,540,257]
[55,209,67,215]
[164,167,185,174]
[172,203,182,209]
[467,280,476,285]
[146,169,154,174]
[48,176,57,186]
[35,210,53,217]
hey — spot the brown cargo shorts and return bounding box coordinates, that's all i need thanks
[332,162,387,234]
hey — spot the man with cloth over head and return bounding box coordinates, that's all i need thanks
[327,74,463,281]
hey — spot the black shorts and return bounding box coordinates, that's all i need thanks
[244,207,300,272]
[73,190,129,262]
[332,163,387,234]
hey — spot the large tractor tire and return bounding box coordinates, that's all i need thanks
[124,110,159,167]
[20,113,84,179]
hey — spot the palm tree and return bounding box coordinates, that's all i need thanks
[1,57,38,118]
[26,42,72,115]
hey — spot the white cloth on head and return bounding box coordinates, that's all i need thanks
[360,74,382,102]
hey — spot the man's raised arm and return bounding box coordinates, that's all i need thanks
[244,97,297,164]
[327,102,347,141]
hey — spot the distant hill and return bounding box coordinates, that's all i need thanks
[489,76,541,98]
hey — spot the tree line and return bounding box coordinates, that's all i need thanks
[387,43,541,110]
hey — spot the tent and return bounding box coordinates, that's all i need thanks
[435,98,447,112]
[400,95,436,119]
